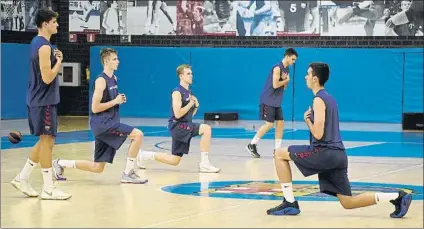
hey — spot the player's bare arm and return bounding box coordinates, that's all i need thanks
[305,97,326,140]
[91,77,124,113]
[39,45,62,84]
[172,91,195,119]
[272,66,289,89]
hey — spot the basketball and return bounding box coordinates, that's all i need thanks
[8,130,22,144]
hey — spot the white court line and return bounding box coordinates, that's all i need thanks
[140,201,256,228]
[351,163,424,181]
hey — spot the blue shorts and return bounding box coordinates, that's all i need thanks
[92,122,134,164]
[168,122,201,157]
[288,145,352,197]
[260,104,283,123]
[27,105,58,137]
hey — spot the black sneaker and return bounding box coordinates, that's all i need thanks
[246,143,260,158]
[267,199,301,216]
[390,190,412,218]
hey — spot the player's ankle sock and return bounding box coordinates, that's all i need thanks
[274,139,282,149]
[200,152,210,164]
[250,135,260,145]
[281,182,295,203]
[140,150,156,160]
[19,158,37,180]
[41,168,54,190]
[374,192,399,203]
[124,157,135,174]
[58,160,76,168]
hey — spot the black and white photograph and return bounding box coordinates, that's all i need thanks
[202,0,237,35]
[24,0,52,31]
[176,0,203,35]
[319,0,422,36]
[100,0,127,35]
[126,0,177,35]
[235,1,318,36]
[276,0,320,36]
[1,0,26,31]
[68,0,101,33]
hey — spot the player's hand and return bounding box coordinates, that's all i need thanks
[114,94,126,105]
[191,95,199,107]
[304,107,312,121]
[54,49,63,62]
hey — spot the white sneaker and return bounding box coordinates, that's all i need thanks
[199,162,221,173]
[40,186,72,200]
[11,174,39,197]
[136,155,146,169]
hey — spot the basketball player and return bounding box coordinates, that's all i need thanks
[136,64,220,173]
[278,1,319,34]
[151,0,177,34]
[52,48,148,184]
[11,8,71,200]
[267,62,412,218]
[176,0,203,35]
[246,48,297,158]
[102,1,120,35]
[236,0,255,36]
[384,0,418,36]
[337,0,385,36]
[251,0,273,36]
[385,0,423,35]
[71,0,95,29]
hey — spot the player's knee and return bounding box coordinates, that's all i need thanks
[264,122,274,129]
[132,128,144,141]
[275,120,284,127]
[200,124,212,136]
[92,162,106,173]
[338,195,355,209]
[40,135,55,147]
[169,156,182,166]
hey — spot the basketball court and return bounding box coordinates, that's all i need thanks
[1,117,423,228]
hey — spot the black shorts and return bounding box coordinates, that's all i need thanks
[259,104,284,123]
[288,145,352,197]
[93,123,134,164]
[169,122,201,157]
[27,105,58,137]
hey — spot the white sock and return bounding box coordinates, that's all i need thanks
[19,159,37,180]
[41,168,54,190]
[375,192,399,203]
[140,150,156,160]
[58,160,76,168]
[275,139,282,149]
[201,152,210,164]
[124,157,135,175]
[281,182,295,203]
[250,135,260,145]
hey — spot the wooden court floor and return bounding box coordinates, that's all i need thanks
[1,118,423,228]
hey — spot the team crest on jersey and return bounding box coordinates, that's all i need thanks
[161,180,423,201]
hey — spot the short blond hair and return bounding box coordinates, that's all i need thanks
[176,64,191,77]
[100,48,117,65]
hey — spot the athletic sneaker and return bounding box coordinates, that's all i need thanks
[120,169,148,184]
[246,143,260,158]
[267,198,301,216]
[52,159,67,180]
[11,174,39,197]
[199,162,221,173]
[40,186,72,200]
[390,190,413,218]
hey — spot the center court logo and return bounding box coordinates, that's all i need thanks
[161,180,423,201]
